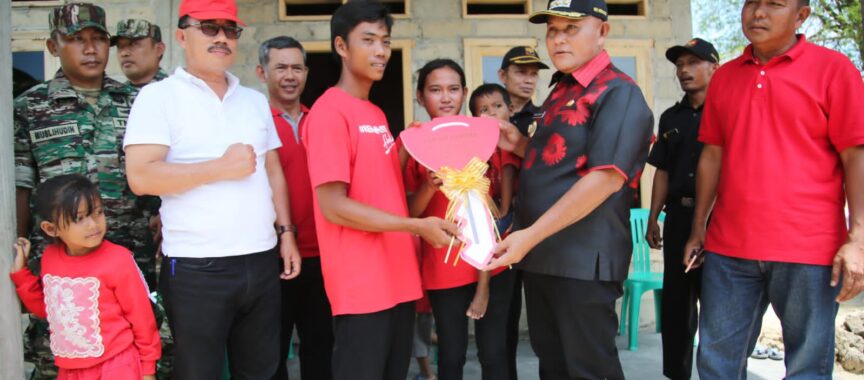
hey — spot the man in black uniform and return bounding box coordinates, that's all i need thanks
[645,38,719,380]
[499,46,548,137]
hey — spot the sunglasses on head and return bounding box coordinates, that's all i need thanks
[182,21,243,40]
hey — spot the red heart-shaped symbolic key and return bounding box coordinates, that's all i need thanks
[400,115,500,171]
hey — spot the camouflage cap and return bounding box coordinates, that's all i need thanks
[49,3,109,36]
[112,19,162,45]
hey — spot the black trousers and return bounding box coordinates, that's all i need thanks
[505,269,523,380]
[428,269,516,380]
[273,257,334,380]
[159,249,281,380]
[332,301,415,380]
[660,203,701,380]
[524,272,625,380]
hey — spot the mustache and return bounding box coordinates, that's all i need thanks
[208,44,232,54]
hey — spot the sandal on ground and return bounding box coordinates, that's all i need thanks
[750,345,769,359]
[767,347,784,361]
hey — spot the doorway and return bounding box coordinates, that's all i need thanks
[300,49,406,137]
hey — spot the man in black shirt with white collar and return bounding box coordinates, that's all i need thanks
[646,37,719,380]
[499,46,548,137]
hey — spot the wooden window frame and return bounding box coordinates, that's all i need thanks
[462,38,539,97]
[279,0,411,22]
[11,32,60,79]
[608,0,649,19]
[301,39,415,127]
[12,0,65,7]
[605,38,655,207]
[461,0,532,19]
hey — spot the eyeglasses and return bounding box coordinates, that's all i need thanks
[182,21,243,40]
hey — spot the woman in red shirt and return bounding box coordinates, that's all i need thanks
[404,59,516,380]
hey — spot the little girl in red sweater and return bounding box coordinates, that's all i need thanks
[10,174,160,380]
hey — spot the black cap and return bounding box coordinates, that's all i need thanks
[529,0,609,24]
[501,46,550,70]
[665,38,720,64]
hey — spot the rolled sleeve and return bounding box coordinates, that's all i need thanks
[585,84,654,180]
[827,59,864,153]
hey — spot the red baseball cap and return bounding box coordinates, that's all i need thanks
[179,0,245,26]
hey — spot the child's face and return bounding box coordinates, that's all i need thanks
[417,67,466,118]
[474,92,511,121]
[42,198,107,256]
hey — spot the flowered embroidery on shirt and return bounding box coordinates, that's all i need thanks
[43,275,104,359]
[542,133,567,166]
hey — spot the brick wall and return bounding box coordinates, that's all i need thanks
[13,0,693,124]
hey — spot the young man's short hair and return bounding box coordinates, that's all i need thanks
[259,36,307,67]
[469,83,512,116]
[330,0,393,60]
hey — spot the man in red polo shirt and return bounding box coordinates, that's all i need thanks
[302,2,458,379]
[683,0,864,378]
[256,36,333,380]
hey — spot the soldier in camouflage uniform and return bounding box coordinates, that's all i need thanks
[113,19,168,87]
[13,3,156,379]
[113,17,175,380]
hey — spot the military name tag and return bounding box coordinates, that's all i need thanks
[30,124,80,143]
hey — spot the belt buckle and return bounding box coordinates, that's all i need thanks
[680,197,695,207]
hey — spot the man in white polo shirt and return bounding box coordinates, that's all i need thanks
[122,0,301,379]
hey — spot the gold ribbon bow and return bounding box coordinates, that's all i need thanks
[437,157,501,266]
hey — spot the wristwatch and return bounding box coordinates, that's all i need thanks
[276,224,296,236]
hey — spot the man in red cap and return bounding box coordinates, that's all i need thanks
[123,0,302,379]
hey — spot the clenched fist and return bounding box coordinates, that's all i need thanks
[220,143,257,180]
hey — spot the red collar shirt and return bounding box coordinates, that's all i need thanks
[700,36,864,265]
[271,104,320,258]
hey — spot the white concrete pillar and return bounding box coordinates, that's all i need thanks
[0,0,25,377]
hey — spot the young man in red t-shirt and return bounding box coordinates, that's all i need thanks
[683,0,864,378]
[256,36,333,380]
[302,2,459,379]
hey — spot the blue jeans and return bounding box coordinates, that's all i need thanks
[697,252,840,380]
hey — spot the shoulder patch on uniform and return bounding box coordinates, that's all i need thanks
[30,124,80,143]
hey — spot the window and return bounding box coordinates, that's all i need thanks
[462,0,531,18]
[12,0,65,7]
[299,40,415,133]
[607,0,647,17]
[463,38,539,95]
[12,32,60,80]
[280,0,410,21]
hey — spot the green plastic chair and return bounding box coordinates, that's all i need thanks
[619,208,665,351]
